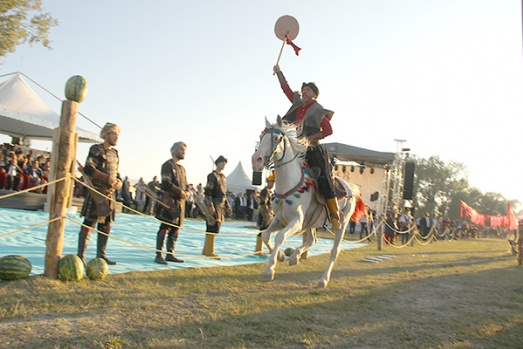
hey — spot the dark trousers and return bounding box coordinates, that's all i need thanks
[156,224,180,255]
[306,145,335,199]
[349,220,356,234]
[360,223,368,239]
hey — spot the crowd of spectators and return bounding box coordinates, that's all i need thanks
[112,174,263,224]
[343,202,514,245]
[0,143,50,193]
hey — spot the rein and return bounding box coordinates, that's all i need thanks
[261,127,301,169]
[260,126,307,201]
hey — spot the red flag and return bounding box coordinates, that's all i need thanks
[507,203,518,230]
[285,34,301,56]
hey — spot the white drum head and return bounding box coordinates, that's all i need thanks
[274,15,299,41]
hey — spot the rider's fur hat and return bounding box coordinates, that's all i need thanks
[100,123,121,138]
[301,82,319,97]
[215,155,227,165]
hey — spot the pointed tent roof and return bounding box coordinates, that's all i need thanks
[226,161,259,194]
[0,73,101,143]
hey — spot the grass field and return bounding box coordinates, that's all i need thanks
[1,237,522,349]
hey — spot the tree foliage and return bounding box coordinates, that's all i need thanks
[0,0,58,59]
[411,156,521,219]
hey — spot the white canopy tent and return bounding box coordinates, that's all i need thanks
[0,72,101,143]
[226,161,260,194]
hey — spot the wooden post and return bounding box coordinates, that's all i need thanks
[44,100,78,278]
[518,226,522,266]
[377,221,383,251]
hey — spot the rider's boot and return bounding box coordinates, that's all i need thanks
[254,233,267,256]
[326,198,341,230]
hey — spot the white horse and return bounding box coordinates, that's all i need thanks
[251,116,366,288]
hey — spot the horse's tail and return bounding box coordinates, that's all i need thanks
[350,195,367,222]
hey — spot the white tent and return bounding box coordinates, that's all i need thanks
[0,72,101,143]
[226,161,260,194]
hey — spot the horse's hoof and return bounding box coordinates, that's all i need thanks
[261,271,274,282]
[289,254,300,266]
[277,250,285,262]
[317,280,328,289]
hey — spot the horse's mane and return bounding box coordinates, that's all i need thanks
[274,121,309,167]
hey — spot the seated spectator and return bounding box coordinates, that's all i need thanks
[5,155,22,190]
[25,159,47,193]
[17,154,30,190]
[0,153,7,189]
[41,158,51,180]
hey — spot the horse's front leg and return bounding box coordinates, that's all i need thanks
[318,199,352,288]
[289,228,318,266]
[261,218,284,254]
[262,218,302,282]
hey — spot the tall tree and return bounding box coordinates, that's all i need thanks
[412,156,521,219]
[412,156,468,218]
[0,0,57,59]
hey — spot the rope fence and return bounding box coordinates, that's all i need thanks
[0,177,517,262]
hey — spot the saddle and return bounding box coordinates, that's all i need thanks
[307,166,350,205]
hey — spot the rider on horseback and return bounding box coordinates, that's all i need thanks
[273,64,341,229]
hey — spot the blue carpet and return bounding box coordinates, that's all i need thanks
[0,208,365,277]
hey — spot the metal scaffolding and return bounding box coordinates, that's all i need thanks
[379,139,410,215]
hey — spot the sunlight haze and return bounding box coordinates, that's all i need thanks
[1,0,522,208]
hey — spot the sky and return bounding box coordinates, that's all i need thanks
[1,0,523,209]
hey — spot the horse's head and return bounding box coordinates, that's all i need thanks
[251,116,286,171]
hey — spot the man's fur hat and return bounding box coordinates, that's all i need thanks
[100,123,121,138]
[301,82,319,97]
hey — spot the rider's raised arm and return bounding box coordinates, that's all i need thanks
[274,64,294,102]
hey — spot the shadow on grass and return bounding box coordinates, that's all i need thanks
[3,240,523,349]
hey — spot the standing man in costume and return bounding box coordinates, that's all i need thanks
[202,155,231,259]
[77,123,122,265]
[255,172,275,255]
[154,141,189,265]
[273,64,341,229]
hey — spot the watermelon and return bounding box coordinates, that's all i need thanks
[0,255,32,281]
[58,254,84,281]
[284,247,295,257]
[86,258,109,280]
[64,75,88,103]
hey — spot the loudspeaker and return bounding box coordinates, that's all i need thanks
[11,137,23,145]
[402,161,415,200]
[252,171,262,186]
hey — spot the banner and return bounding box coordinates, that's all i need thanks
[459,200,519,230]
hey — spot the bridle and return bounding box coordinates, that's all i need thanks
[259,126,301,169]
